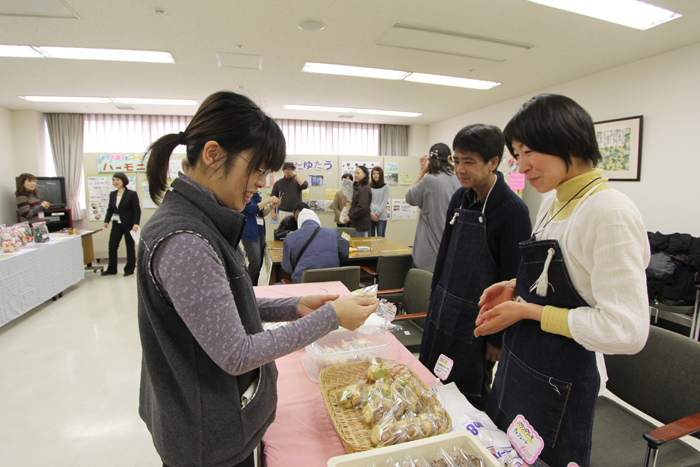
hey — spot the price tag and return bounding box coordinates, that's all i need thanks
[383,302,397,321]
[507,415,544,464]
[433,354,453,381]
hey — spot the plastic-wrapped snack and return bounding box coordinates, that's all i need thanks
[386,386,412,419]
[339,337,369,351]
[351,284,378,298]
[452,446,486,467]
[400,384,425,414]
[11,222,32,245]
[366,357,392,382]
[418,406,448,435]
[370,413,410,447]
[32,221,50,243]
[413,457,431,467]
[400,453,418,467]
[409,378,438,410]
[338,382,365,409]
[396,415,426,441]
[429,448,458,467]
[415,411,438,437]
[1,228,21,252]
[362,388,393,425]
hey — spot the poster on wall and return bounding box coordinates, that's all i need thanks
[302,189,310,201]
[141,181,158,209]
[385,162,399,174]
[398,173,414,185]
[97,154,147,173]
[391,199,418,220]
[310,175,324,186]
[385,173,399,185]
[341,161,379,175]
[291,160,334,171]
[87,174,136,221]
[308,200,325,212]
[325,188,339,200]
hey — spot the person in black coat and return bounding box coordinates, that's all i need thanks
[102,172,141,276]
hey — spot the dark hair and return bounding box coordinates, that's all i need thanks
[370,166,385,188]
[112,172,129,187]
[283,162,295,171]
[341,173,354,182]
[453,124,504,172]
[293,202,309,213]
[427,143,453,175]
[354,165,369,187]
[145,91,286,204]
[181,158,191,171]
[503,94,601,169]
[15,173,39,198]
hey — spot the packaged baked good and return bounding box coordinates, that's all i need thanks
[339,382,365,409]
[1,227,21,252]
[32,221,50,243]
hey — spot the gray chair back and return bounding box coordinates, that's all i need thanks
[605,325,700,432]
[301,266,361,292]
[336,227,356,237]
[401,268,433,328]
[376,254,414,290]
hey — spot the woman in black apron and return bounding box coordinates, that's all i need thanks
[475,95,650,466]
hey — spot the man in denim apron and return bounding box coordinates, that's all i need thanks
[419,124,531,410]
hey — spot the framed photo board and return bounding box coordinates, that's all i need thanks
[594,115,643,181]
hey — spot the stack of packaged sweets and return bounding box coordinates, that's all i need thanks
[32,221,50,243]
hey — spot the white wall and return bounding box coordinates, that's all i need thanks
[408,124,429,157]
[11,110,45,176]
[430,41,700,235]
[0,106,17,225]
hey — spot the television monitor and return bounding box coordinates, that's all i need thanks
[19,176,67,209]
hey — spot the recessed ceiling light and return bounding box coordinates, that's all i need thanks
[283,104,421,118]
[298,20,325,31]
[301,62,499,89]
[528,0,682,30]
[19,96,197,105]
[302,62,408,80]
[0,45,44,58]
[35,46,175,63]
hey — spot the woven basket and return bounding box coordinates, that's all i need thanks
[319,361,452,454]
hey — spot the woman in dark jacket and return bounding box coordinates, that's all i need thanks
[102,172,141,276]
[347,166,371,236]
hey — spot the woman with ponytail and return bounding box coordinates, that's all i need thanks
[137,91,378,467]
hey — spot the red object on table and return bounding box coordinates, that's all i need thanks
[255,282,436,467]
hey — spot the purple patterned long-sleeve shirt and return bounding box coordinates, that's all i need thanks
[151,232,339,376]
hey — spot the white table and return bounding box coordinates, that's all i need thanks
[0,234,85,327]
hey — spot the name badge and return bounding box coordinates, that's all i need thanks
[507,414,544,463]
[113,214,120,223]
[38,211,44,219]
[256,217,264,225]
[433,354,453,381]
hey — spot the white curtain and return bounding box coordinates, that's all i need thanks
[83,114,191,153]
[379,125,409,157]
[45,114,85,221]
[275,119,379,156]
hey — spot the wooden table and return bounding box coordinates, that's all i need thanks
[266,237,412,284]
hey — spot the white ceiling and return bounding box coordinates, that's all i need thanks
[1,0,699,125]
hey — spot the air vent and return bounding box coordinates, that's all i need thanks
[216,52,262,69]
[115,105,136,110]
[338,114,354,119]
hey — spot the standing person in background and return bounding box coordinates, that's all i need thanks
[102,172,141,277]
[15,173,50,223]
[242,192,279,286]
[476,94,649,466]
[419,125,531,411]
[344,166,371,237]
[333,173,354,227]
[369,166,389,237]
[271,162,308,222]
[405,143,461,272]
[138,91,378,467]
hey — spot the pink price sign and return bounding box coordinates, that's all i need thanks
[509,172,526,191]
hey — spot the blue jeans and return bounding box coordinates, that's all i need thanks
[370,220,387,237]
[355,230,368,237]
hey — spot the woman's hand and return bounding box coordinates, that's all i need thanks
[132,224,139,232]
[266,196,280,207]
[343,216,350,224]
[103,223,109,229]
[371,213,379,222]
[478,281,516,311]
[297,294,340,318]
[41,201,50,209]
[474,302,543,337]
[330,296,379,331]
[419,154,429,174]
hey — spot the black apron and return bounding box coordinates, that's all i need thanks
[486,185,602,467]
[420,190,499,404]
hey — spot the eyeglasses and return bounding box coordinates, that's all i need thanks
[239,154,272,178]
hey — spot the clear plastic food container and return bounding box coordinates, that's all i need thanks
[301,325,392,383]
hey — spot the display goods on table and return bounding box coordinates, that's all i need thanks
[1,222,40,252]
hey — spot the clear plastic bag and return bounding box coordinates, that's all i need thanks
[338,382,366,409]
[32,221,50,243]
[1,227,22,252]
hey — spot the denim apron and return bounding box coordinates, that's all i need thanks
[486,183,602,467]
[420,186,499,401]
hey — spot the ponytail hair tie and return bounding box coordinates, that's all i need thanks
[178,131,186,146]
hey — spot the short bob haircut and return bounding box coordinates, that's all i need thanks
[453,124,504,173]
[503,94,602,169]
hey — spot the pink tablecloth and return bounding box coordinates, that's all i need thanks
[260,323,436,466]
[254,281,351,299]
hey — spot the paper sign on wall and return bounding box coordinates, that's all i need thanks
[385,162,399,174]
[398,173,414,185]
[391,199,417,220]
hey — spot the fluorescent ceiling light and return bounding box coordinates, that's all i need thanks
[405,72,500,90]
[528,0,682,30]
[283,104,421,118]
[0,45,44,58]
[302,62,499,90]
[19,96,196,105]
[35,46,175,63]
[302,62,408,80]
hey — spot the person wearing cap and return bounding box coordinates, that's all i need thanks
[282,208,350,283]
[405,143,461,272]
[270,162,308,222]
[102,172,141,276]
